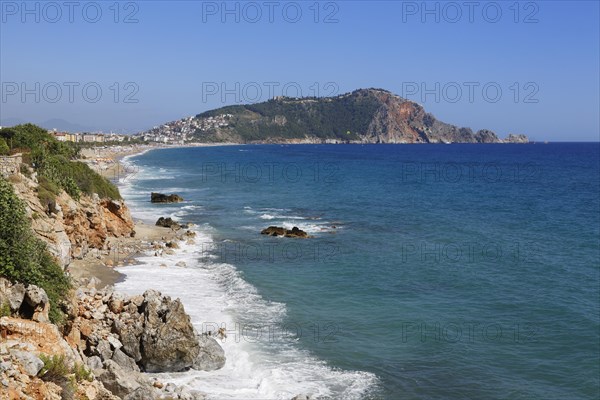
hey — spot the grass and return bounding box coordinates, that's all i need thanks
[0,301,10,317]
[38,355,93,399]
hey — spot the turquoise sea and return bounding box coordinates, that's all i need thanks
[115,143,599,399]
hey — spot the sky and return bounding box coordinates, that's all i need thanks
[0,0,598,141]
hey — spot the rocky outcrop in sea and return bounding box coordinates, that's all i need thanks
[261,226,311,238]
[151,193,184,203]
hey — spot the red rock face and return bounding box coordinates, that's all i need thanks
[59,196,135,259]
[366,93,429,143]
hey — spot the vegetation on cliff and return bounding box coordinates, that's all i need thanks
[0,123,121,204]
[0,177,71,322]
[189,88,527,144]
[196,91,382,141]
[0,137,9,155]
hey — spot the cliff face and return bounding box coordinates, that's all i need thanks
[0,278,221,399]
[363,90,502,143]
[7,170,134,268]
[147,88,528,144]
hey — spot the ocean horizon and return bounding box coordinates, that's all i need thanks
[114,143,599,400]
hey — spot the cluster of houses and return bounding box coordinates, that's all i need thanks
[50,130,130,143]
[47,113,235,145]
[133,114,233,144]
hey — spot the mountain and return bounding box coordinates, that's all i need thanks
[0,117,27,127]
[142,88,528,144]
[0,117,96,133]
[38,118,97,133]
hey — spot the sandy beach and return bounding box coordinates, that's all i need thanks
[67,144,187,288]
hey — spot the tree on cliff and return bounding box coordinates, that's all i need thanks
[0,138,9,155]
[1,124,121,213]
[0,177,71,322]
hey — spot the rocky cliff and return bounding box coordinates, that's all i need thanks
[1,277,221,399]
[6,168,134,269]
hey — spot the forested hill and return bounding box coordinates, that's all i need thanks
[147,88,528,144]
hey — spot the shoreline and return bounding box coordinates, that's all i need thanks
[67,144,184,288]
[67,143,230,288]
[70,142,380,399]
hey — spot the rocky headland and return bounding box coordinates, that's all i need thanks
[138,88,530,145]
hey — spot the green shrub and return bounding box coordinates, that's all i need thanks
[20,163,32,178]
[2,124,120,200]
[38,354,75,399]
[37,176,60,213]
[38,354,71,382]
[0,138,9,155]
[0,177,71,322]
[39,354,91,399]
[0,124,75,159]
[63,176,81,200]
[0,301,10,317]
[72,363,93,382]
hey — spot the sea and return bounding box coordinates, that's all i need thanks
[113,143,600,400]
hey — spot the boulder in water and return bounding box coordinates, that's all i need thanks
[150,193,183,203]
[261,226,311,238]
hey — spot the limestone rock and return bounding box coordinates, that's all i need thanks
[113,319,143,362]
[139,290,199,372]
[123,386,158,400]
[112,348,140,372]
[0,317,82,367]
[504,133,529,143]
[155,217,181,229]
[9,350,44,376]
[192,335,226,371]
[76,378,120,400]
[87,355,103,371]
[96,339,113,361]
[97,360,142,398]
[23,284,50,322]
[7,282,26,312]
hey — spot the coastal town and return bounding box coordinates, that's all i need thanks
[133,114,233,143]
[36,113,234,146]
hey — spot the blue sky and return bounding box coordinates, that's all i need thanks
[0,0,598,141]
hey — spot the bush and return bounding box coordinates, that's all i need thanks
[72,363,93,382]
[38,354,91,400]
[0,137,9,155]
[37,176,60,213]
[2,124,120,200]
[38,354,71,383]
[0,124,75,159]
[0,301,10,317]
[20,163,32,178]
[38,354,75,399]
[0,177,71,322]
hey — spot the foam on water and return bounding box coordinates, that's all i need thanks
[114,155,379,400]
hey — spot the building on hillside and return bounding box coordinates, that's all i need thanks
[82,134,97,143]
[65,133,80,142]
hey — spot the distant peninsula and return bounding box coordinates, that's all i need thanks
[138,88,528,144]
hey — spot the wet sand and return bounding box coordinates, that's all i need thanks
[67,144,181,288]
